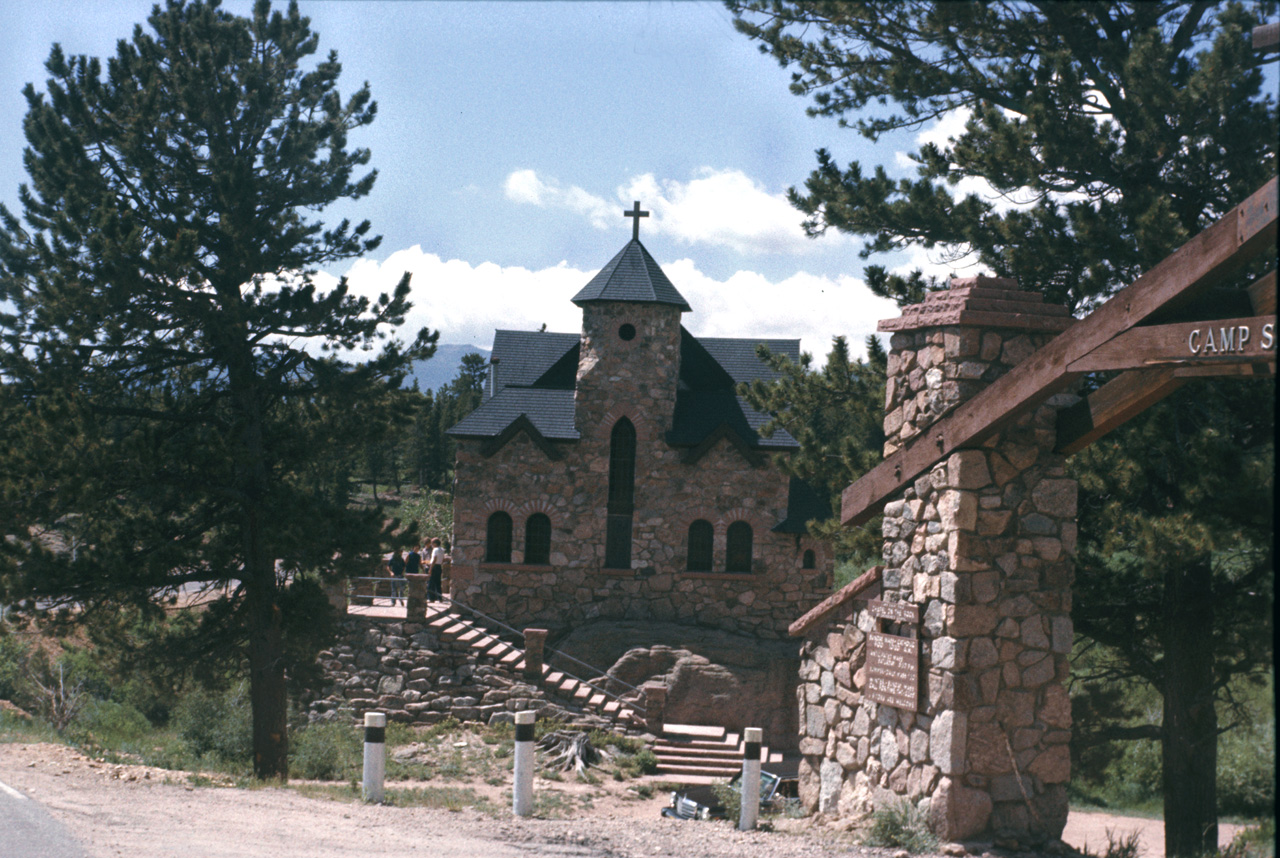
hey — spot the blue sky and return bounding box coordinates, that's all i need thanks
[0,1,981,362]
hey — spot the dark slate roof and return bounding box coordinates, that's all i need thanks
[773,477,835,533]
[448,388,579,441]
[571,240,692,311]
[667,329,798,450]
[489,330,579,396]
[698,336,799,385]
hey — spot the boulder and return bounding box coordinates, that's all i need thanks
[549,620,801,749]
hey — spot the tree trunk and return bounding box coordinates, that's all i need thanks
[246,564,289,780]
[1161,560,1217,858]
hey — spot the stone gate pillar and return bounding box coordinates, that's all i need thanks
[875,277,1078,845]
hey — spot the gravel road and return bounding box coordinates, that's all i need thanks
[0,741,1247,858]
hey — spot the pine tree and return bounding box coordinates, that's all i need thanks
[729,2,1276,851]
[0,0,436,779]
[741,335,887,563]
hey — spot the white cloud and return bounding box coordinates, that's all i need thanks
[324,245,900,365]
[502,170,613,229]
[889,243,994,284]
[505,167,855,256]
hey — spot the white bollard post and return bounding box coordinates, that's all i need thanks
[512,710,535,817]
[738,727,762,831]
[362,711,386,803]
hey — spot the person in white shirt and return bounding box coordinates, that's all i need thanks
[427,537,447,601]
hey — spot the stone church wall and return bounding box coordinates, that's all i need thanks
[452,433,830,639]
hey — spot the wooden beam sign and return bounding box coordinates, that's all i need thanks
[843,177,1277,527]
[1068,315,1276,372]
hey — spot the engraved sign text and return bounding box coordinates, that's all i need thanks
[866,631,919,711]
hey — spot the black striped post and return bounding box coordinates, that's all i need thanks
[513,710,535,816]
[362,712,386,803]
[739,727,762,830]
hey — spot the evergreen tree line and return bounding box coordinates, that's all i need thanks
[357,353,487,501]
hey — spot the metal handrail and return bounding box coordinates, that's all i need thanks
[346,578,647,716]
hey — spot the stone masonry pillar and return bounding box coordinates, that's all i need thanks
[876,277,1077,846]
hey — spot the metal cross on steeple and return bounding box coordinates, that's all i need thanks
[624,201,649,241]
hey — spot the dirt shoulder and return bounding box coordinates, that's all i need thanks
[0,741,1247,858]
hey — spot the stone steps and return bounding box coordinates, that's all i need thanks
[651,722,785,780]
[422,605,640,732]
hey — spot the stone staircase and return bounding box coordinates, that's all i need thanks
[652,722,786,782]
[422,604,642,730]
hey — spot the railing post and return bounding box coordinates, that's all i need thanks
[642,682,666,735]
[362,711,386,803]
[739,726,762,830]
[523,628,547,682]
[513,710,535,817]
[404,573,428,618]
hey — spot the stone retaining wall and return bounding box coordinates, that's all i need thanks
[306,616,609,728]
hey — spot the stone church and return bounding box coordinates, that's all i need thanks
[447,204,834,640]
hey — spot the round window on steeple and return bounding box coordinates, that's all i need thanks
[618,323,636,341]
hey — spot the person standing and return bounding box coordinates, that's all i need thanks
[388,550,406,605]
[427,537,446,601]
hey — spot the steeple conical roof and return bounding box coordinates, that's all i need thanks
[571,239,691,312]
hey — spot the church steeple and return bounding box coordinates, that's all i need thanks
[571,201,691,312]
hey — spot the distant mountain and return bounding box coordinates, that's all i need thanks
[405,343,491,393]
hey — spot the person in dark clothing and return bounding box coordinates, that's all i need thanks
[405,544,422,577]
[388,550,406,605]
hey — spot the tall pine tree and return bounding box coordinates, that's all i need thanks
[0,0,435,778]
[729,2,1275,851]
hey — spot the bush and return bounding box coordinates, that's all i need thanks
[862,800,939,854]
[1218,713,1276,817]
[0,634,30,704]
[171,682,253,764]
[291,721,361,781]
[71,698,153,749]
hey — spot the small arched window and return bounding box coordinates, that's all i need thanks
[726,521,753,573]
[802,549,816,570]
[485,511,512,563]
[525,513,551,565]
[687,520,713,572]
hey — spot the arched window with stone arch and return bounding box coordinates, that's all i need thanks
[802,548,816,569]
[525,513,552,565]
[725,521,753,573]
[687,519,713,572]
[485,511,512,563]
[605,418,636,568]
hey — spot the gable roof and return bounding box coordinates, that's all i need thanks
[489,330,579,396]
[571,240,692,311]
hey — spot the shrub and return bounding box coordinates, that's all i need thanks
[862,800,939,854]
[171,682,252,764]
[291,721,361,781]
[71,698,153,749]
[0,634,30,703]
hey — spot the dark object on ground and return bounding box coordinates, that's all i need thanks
[661,761,798,820]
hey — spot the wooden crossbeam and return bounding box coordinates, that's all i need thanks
[1055,368,1186,455]
[842,178,1277,527]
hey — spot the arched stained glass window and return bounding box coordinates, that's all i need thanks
[725,521,753,573]
[604,419,636,569]
[525,513,551,565]
[687,520,713,571]
[485,511,512,563]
